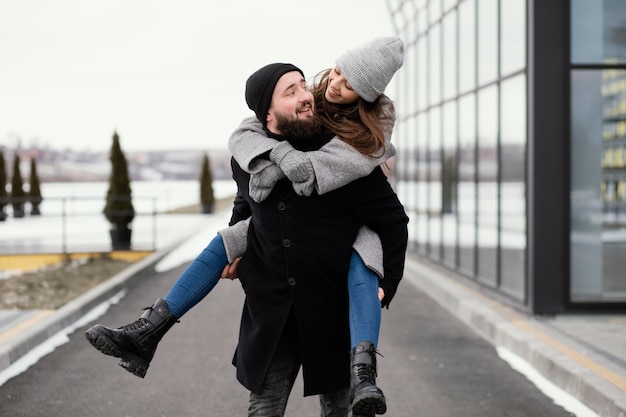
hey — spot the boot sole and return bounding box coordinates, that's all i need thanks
[352,387,387,415]
[84,328,149,378]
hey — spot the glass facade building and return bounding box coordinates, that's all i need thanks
[386,0,626,313]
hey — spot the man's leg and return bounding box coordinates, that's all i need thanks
[319,385,351,417]
[248,337,301,417]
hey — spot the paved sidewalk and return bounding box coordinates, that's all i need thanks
[1,245,625,416]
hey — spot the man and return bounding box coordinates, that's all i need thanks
[229,63,408,417]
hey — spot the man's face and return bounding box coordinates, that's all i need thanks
[266,71,314,135]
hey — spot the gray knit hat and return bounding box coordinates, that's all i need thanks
[335,37,404,102]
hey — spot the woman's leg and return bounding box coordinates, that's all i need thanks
[85,233,229,378]
[347,250,386,415]
[164,233,229,318]
[348,250,381,349]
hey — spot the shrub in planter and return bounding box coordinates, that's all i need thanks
[103,132,135,250]
[10,153,26,218]
[200,153,215,214]
[0,150,7,222]
[28,157,43,215]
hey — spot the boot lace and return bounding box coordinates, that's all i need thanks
[120,317,149,332]
[354,363,376,384]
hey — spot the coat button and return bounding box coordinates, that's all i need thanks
[283,239,291,247]
[277,202,286,210]
[288,277,296,286]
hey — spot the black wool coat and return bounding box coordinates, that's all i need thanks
[229,134,409,397]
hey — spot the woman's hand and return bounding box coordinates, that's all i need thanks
[221,257,241,280]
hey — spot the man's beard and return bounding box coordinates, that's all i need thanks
[275,113,325,140]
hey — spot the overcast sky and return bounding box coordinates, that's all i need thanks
[0,1,397,153]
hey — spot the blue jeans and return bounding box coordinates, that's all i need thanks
[164,233,228,318]
[164,235,382,349]
[348,251,382,349]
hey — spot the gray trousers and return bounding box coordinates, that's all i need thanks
[247,335,350,417]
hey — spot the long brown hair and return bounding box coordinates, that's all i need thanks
[310,69,396,158]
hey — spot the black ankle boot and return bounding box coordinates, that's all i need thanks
[84,298,178,378]
[350,340,386,415]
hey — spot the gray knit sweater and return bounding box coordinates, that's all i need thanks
[220,105,396,278]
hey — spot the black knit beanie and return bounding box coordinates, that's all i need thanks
[245,63,304,126]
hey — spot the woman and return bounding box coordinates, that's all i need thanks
[85,36,404,417]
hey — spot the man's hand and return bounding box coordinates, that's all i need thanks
[221,257,241,280]
[378,287,385,302]
[249,164,285,203]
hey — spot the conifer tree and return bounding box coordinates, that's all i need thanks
[29,157,43,215]
[200,153,215,213]
[103,131,134,248]
[10,153,26,218]
[0,150,7,221]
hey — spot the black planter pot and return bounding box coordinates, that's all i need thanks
[12,205,25,218]
[110,226,132,250]
[202,203,214,214]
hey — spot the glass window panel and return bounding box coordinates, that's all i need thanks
[429,0,442,24]
[459,0,476,93]
[406,37,418,115]
[571,0,626,64]
[429,23,442,105]
[477,0,498,85]
[500,0,526,76]
[418,36,428,110]
[443,0,456,13]
[477,85,499,286]
[429,107,442,258]
[417,112,429,255]
[571,70,626,302]
[442,101,458,266]
[443,10,458,100]
[459,93,477,276]
[418,5,428,35]
[499,74,527,301]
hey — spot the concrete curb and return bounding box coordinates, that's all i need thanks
[403,257,626,417]
[0,241,175,376]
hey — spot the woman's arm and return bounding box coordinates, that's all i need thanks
[228,116,279,174]
[229,116,396,199]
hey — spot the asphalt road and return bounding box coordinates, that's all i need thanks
[0,261,576,417]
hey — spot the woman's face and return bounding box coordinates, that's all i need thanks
[324,66,360,105]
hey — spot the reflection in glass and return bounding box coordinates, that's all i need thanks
[442,101,458,267]
[571,0,626,65]
[477,86,498,286]
[458,94,477,276]
[429,107,442,258]
[417,113,429,256]
[499,75,527,301]
[571,70,626,301]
